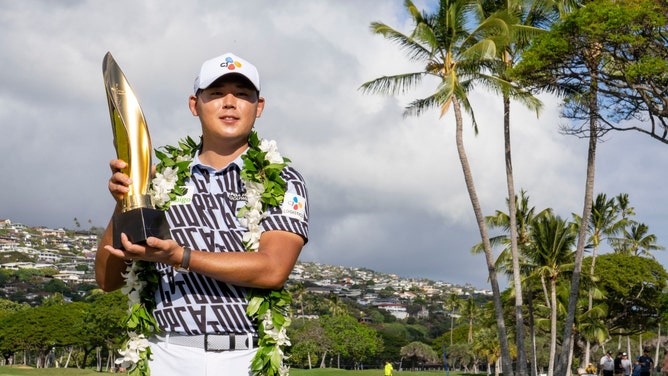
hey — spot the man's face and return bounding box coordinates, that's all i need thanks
[190,75,264,146]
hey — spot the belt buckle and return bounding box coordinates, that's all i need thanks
[204,333,236,352]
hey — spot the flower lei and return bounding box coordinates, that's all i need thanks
[116,131,293,376]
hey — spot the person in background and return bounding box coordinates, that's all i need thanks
[638,349,654,376]
[585,362,598,375]
[632,360,642,376]
[661,349,668,376]
[622,353,632,376]
[615,352,625,376]
[601,351,615,376]
[384,360,394,376]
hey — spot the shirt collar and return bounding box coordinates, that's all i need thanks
[190,146,248,174]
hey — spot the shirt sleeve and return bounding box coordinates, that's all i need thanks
[262,166,309,243]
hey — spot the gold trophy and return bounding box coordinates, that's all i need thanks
[102,52,170,249]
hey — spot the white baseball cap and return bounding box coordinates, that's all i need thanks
[193,52,260,93]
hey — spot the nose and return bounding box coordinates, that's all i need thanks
[221,94,235,109]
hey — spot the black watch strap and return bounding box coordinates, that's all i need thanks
[174,246,191,272]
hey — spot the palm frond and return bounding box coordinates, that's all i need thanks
[370,22,432,62]
[359,72,425,96]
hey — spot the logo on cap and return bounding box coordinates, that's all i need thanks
[220,56,242,71]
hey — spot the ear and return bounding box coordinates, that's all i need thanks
[256,96,265,118]
[189,95,198,116]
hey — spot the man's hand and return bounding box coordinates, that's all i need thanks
[104,233,183,266]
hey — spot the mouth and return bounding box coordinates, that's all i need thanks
[219,115,239,122]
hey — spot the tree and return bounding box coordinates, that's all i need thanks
[444,342,477,371]
[289,319,330,369]
[360,1,521,372]
[610,222,665,257]
[462,296,478,343]
[473,1,555,371]
[321,315,383,368]
[472,326,505,376]
[445,293,461,346]
[585,253,668,336]
[525,213,576,376]
[510,0,668,372]
[580,0,668,143]
[574,193,623,366]
[0,303,88,368]
[400,341,439,370]
[82,291,127,371]
[473,189,551,376]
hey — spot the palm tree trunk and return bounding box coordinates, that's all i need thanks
[549,277,558,376]
[529,289,539,376]
[554,68,600,376]
[568,332,576,376]
[453,97,514,376]
[655,324,661,371]
[319,350,327,368]
[585,245,599,366]
[504,92,528,376]
[64,347,72,368]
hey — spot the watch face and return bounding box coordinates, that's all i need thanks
[174,264,190,273]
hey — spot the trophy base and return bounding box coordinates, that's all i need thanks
[112,207,171,249]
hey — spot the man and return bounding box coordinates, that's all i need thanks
[96,52,309,375]
[638,349,654,376]
[384,360,394,376]
[615,352,625,376]
[622,353,632,376]
[601,351,615,376]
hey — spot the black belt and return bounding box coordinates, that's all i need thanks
[154,333,258,352]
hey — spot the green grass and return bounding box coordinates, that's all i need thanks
[0,367,98,376]
[0,366,477,376]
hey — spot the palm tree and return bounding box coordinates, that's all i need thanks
[473,0,548,370]
[525,213,576,376]
[511,2,626,372]
[289,282,307,322]
[361,1,524,372]
[462,296,478,343]
[465,1,579,372]
[446,293,461,345]
[473,326,505,376]
[573,193,623,365]
[610,222,665,257]
[476,190,551,376]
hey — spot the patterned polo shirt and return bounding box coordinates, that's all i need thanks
[152,151,309,335]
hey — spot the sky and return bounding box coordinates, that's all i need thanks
[2,0,668,290]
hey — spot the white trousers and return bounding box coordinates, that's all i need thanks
[148,336,257,375]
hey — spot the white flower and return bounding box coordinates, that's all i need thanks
[160,166,178,184]
[259,139,283,164]
[175,154,192,163]
[267,326,291,346]
[245,181,265,207]
[242,230,261,251]
[150,166,179,207]
[127,290,142,307]
[116,333,150,366]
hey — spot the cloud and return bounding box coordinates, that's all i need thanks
[2,0,667,290]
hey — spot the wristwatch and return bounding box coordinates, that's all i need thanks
[173,246,191,272]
